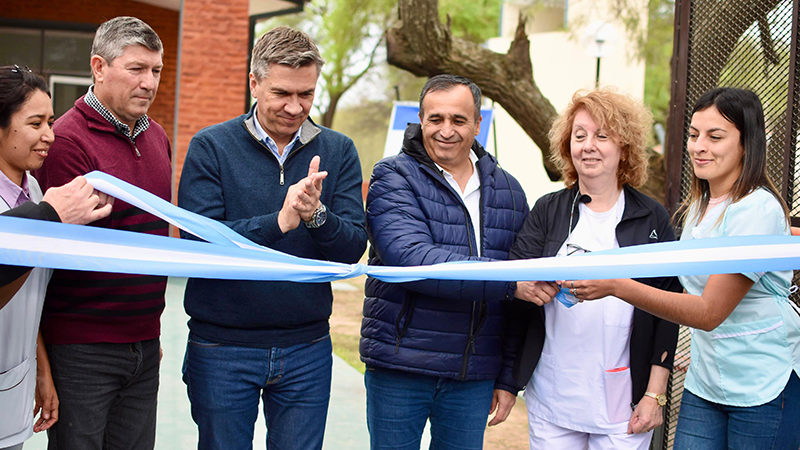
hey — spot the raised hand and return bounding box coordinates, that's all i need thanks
[278,155,328,233]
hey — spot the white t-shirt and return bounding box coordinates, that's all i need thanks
[435,151,481,256]
[526,190,635,434]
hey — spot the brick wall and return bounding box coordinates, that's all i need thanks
[175,0,250,193]
[5,0,180,147]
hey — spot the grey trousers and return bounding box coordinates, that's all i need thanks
[45,339,160,450]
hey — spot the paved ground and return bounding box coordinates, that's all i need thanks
[26,277,398,449]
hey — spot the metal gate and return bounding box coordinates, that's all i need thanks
[662,0,799,448]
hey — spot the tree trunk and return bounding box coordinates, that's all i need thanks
[322,91,343,129]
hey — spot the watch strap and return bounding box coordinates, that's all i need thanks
[644,391,667,406]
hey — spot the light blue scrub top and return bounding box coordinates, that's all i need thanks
[679,188,800,407]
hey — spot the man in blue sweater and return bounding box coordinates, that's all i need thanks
[177,26,367,450]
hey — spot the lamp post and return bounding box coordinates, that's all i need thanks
[594,37,605,88]
[584,21,616,89]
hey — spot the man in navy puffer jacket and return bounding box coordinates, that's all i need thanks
[360,75,529,449]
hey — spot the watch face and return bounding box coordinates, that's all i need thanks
[305,204,327,228]
[315,207,327,226]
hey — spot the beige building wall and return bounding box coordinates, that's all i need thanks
[485,0,648,203]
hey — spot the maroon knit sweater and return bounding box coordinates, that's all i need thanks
[33,96,171,344]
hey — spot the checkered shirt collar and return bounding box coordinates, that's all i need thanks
[84,86,150,140]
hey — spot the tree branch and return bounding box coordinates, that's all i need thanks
[341,32,384,94]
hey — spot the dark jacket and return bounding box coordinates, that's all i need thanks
[178,108,367,348]
[0,201,60,285]
[507,184,681,401]
[360,123,529,392]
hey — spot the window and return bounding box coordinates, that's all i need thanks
[0,27,41,69]
[0,25,94,118]
[49,75,92,118]
[43,30,94,74]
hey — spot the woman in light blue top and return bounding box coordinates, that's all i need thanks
[567,87,800,449]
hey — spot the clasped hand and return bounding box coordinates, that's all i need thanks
[514,281,559,306]
[514,279,620,305]
[278,155,328,233]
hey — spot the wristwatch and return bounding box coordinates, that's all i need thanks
[304,204,327,229]
[644,391,667,407]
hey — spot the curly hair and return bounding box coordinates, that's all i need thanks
[548,88,652,188]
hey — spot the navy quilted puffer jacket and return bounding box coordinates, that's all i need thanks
[359,123,529,392]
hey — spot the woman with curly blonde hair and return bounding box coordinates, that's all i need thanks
[507,88,681,449]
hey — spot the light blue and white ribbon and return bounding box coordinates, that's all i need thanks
[0,171,797,283]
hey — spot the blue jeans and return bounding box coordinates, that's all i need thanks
[674,371,800,449]
[45,339,160,450]
[182,333,332,450]
[364,366,494,450]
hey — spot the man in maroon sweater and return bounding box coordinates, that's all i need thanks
[33,16,171,450]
